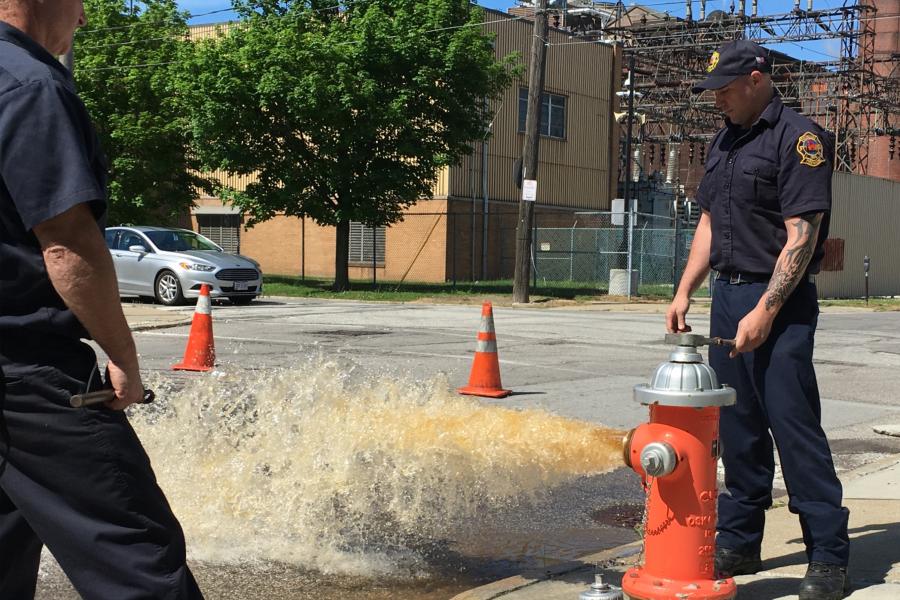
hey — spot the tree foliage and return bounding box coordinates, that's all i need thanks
[177,0,517,289]
[76,0,209,225]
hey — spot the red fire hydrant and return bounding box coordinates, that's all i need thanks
[621,333,737,600]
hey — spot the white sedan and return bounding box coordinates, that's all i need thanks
[105,226,263,305]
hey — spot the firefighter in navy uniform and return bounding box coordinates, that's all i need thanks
[0,2,203,599]
[666,40,851,600]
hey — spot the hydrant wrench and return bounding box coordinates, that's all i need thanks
[70,389,155,408]
[664,333,735,348]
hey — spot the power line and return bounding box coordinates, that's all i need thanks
[76,2,507,52]
[77,14,527,72]
[76,4,341,37]
[74,2,900,52]
[551,36,847,63]
[79,59,179,73]
[78,34,181,51]
[76,7,235,36]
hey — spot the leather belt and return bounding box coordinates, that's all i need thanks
[714,271,816,285]
[715,271,770,284]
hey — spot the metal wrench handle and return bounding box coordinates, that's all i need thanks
[70,389,155,408]
[664,333,736,348]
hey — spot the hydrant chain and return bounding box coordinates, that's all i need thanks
[645,508,675,537]
[637,476,652,566]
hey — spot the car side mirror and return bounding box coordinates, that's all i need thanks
[128,245,148,254]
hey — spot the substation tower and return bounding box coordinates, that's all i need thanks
[516,0,900,200]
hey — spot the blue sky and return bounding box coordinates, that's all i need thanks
[175,1,841,61]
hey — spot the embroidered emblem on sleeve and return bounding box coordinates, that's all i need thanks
[707,51,720,73]
[796,132,826,167]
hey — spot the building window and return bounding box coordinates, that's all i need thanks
[349,221,385,265]
[518,87,567,139]
[197,214,241,254]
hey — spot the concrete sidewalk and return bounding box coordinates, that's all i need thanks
[452,455,900,600]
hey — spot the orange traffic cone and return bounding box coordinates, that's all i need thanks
[172,284,216,372]
[457,302,511,398]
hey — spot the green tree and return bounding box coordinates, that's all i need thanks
[76,0,208,225]
[177,0,517,290]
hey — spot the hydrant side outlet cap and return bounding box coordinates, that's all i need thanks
[640,441,678,477]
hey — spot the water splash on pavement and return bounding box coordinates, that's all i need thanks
[136,358,624,576]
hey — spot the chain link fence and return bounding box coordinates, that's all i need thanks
[531,211,694,296]
[287,204,700,297]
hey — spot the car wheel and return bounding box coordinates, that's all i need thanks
[229,296,254,306]
[155,270,185,306]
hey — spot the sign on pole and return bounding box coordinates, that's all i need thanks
[522,179,537,202]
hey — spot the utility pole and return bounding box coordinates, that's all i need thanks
[619,51,636,291]
[622,53,635,223]
[513,0,549,304]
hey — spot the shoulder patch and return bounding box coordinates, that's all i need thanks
[707,51,720,73]
[797,131,825,167]
[796,132,826,167]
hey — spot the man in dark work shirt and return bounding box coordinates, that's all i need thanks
[0,2,202,598]
[667,40,850,600]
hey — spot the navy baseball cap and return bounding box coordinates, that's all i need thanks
[692,40,772,93]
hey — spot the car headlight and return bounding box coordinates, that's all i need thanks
[179,262,216,272]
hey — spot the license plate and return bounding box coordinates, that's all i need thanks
[233,281,248,291]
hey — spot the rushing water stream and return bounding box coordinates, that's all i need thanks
[37,357,635,598]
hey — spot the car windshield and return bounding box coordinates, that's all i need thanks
[145,230,220,252]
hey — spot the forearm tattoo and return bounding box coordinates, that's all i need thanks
[765,213,823,311]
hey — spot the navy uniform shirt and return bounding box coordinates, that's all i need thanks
[696,95,832,275]
[0,22,107,344]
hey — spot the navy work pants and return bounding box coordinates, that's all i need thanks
[0,336,203,599]
[708,278,850,567]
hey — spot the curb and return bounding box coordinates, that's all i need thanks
[129,319,194,333]
[257,295,880,313]
[873,425,900,438]
[839,452,900,482]
[449,542,642,600]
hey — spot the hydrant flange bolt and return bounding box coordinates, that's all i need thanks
[640,441,678,477]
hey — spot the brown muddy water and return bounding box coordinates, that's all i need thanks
[36,358,638,599]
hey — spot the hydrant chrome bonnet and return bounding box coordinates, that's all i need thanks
[633,333,736,408]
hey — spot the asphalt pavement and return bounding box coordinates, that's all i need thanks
[117,296,900,600]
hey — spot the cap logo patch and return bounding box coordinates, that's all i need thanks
[796,132,825,167]
[707,51,720,73]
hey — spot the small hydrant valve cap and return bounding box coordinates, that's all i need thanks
[639,441,678,477]
[579,573,624,600]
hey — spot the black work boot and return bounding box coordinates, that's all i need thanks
[798,562,851,600]
[714,547,762,578]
